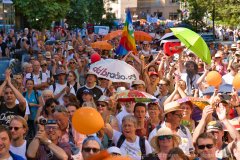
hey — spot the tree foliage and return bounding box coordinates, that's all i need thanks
[184,0,240,27]
[66,0,116,29]
[184,0,208,31]
[13,0,70,30]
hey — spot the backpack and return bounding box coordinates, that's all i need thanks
[67,82,78,94]
[116,134,146,158]
[23,90,39,104]
[30,71,43,81]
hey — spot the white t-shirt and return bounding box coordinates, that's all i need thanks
[10,140,27,159]
[148,122,194,155]
[25,72,48,85]
[113,130,152,160]
[49,83,67,105]
[68,83,78,95]
[116,107,133,131]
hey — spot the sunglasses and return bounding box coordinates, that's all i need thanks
[82,147,100,153]
[97,104,106,107]
[158,83,167,86]
[158,135,173,140]
[41,64,47,67]
[69,62,76,64]
[174,113,183,119]
[9,126,23,131]
[198,144,214,150]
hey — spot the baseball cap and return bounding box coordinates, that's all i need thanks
[97,95,109,104]
[231,44,237,49]
[143,41,149,45]
[214,52,223,58]
[131,80,145,87]
[149,71,159,77]
[56,69,66,76]
[82,89,93,96]
[207,121,223,132]
[107,146,122,155]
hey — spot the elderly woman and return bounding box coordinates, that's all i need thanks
[39,89,54,106]
[104,115,152,160]
[144,127,181,160]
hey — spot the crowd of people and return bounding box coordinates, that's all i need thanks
[0,25,240,160]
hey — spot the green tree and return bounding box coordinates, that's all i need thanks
[182,0,208,31]
[184,0,240,27]
[13,0,70,30]
[65,0,88,29]
[66,0,116,29]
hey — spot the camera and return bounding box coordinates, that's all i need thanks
[39,117,47,125]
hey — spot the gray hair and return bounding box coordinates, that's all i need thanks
[122,115,137,127]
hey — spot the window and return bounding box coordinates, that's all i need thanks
[171,0,179,3]
[169,12,178,20]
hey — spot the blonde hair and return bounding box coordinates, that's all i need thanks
[10,116,28,137]
[151,135,180,153]
[42,89,54,97]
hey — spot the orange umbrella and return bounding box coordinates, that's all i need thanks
[134,31,152,42]
[91,41,113,50]
[103,30,152,42]
[102,30,123,41]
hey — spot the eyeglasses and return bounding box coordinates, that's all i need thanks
[69,62,76,64]
[45,126,59,131]
[97,104,106,108]
[197,144,214,150]
[9,126,23,131]
[173,113,183,119]
[82,147,100,153]
[158,135,173,141]
[158,83,167,86]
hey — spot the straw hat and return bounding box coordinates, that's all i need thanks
[164,101,182,114]
[150,127,181,153]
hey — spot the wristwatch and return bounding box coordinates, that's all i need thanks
[45,139,52,146]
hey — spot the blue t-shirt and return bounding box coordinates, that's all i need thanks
[23,90,41,120]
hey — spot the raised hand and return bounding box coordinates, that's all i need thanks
[216,103,227,121]
[202,105,214,121]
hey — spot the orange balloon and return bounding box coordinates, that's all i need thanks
[233,73,240,89]
[205,71,222,87]
[72,107,104,135]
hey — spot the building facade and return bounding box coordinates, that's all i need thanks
[107,0,180,21]
[0,0,14,31]
[137,0,180,20]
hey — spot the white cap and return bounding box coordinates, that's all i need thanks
[107,146,122,155]
[116,87,126,93]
